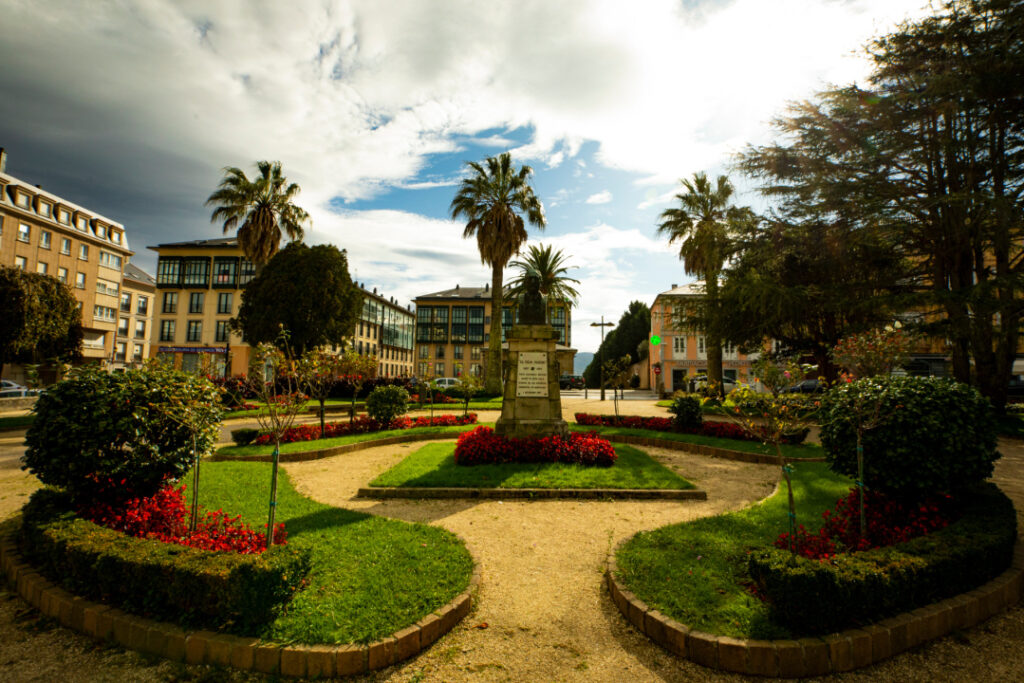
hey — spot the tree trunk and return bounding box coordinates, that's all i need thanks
[486,264,504,395]
[705,277,724,396]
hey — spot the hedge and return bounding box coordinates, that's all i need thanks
[19,489,311,633]
[747,483,1017,635]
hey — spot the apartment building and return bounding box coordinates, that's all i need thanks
[648,283,763,394]
[352,283,415,378]
[413,284,576,380]
[112,262,155,368]
[0,149,133,378]
[149,237,255,376]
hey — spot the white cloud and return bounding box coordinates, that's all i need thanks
[585,190,613,204]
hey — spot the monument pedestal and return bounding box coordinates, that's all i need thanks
[495,324,569,440]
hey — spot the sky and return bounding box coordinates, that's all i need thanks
[0,0,934,353]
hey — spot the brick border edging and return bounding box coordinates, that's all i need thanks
[0,527,480,678]
[605,539,1024,677]
[358,486,707,501]
[596,433,826,464]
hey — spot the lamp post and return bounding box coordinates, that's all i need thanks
[591,317,614,400]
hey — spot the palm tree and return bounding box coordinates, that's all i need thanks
[206,161,310,266]
[507,243,581,322]
[657,172,749,395]
[450,152,546,394]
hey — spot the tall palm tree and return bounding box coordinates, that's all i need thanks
[206,161,310,266]
[657,172,748,395]
[450,152,546,394]
[507,243,581,321]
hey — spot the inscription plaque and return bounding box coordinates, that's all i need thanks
[515,351,549,398]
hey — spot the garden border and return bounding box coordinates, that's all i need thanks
[595,433,826,465]
[605,538,1024,676]
[210,431,466,462]
[358,486,707,500]
[0,525,480,678]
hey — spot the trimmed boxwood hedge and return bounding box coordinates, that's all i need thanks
[19,489,311,633]
[747,483,1017,635]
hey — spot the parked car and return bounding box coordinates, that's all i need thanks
[1007,376,1024,398]
[690,375,738,394]
[783,378,826,394]
[431,377,460,389]
[0,380,38,398]
[559,375,585,390]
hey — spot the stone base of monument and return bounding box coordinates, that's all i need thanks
[494,324,569,440]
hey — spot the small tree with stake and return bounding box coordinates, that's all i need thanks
[336,351,378,423]
[297,348,343,438]
[602,355,633,421]
[452,372,483,417]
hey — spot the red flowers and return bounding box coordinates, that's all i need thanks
[776,487,954,560]
[80,484,285,554]
[574,413,777,443]
[454,426,618,467]
[252,413,478,445]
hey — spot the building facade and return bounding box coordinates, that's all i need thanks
[113,262,155,369]
[648,283,763,395]
[352,282,415,378]
[0,150,133,380]
[413,284,576,380]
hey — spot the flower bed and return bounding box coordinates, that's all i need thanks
[454,426,617,467]
[253,413,478,445]
[575,413,808,444]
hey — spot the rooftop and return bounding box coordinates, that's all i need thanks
[148,236,240,250]
[122,262,155,286]
[656,282,704,298]
[416,284,508,300]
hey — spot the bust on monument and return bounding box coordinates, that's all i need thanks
[518,271,546,325]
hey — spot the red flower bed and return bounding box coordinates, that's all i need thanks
[80,484,284,554]
[454,426,618,467]
[777,487,954,560]
[410,393,457,404]
[252,413,478,445]
[573,413,806,444]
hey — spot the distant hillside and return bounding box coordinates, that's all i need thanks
[574,352,594,375]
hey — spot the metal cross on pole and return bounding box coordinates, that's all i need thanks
[590,316,614,401]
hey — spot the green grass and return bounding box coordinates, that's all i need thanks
[370,442,694,490]
[187,461,474,644]
[0,414,35,430]
[223,399,362,420]
[409,400,503,412]
[997,413,1024,439]
[568,424,823,459]
[616,462,852,639]
[216,423,486,457]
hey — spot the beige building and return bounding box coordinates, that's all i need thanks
[352,282,415,378]
[113,262,155,369]
[0,149,133,380]
[413,284,576,380]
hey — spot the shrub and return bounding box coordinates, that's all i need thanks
[366,384,410,424]
[748,483,1016,635]
[454,426,618,467]
[668,395,702,430]
[19,489,311,632]
[231,428,260,446]
[573,413,808,445]
[23,364,222,505]
[819,376,999,500]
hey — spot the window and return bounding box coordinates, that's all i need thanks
[238,260,256,286]
[93,305,116,322]
[16,193,30,208]
[111,230,121,244]
[120,293,132,312]
[75,272,85,289]
[215,320,230,342]
[17,223,30,242]
[357,341,363,354]
[470,363,482,377]
[36,262,47,274]
[39,203,51,217]
[134,320,146,339]
[434,362,445,376]
[118,318,129,336]
[156,257,182,286]
[14,256,26,270]
[181,353,199,373]
[76,216,89,231]
[451,306,467,342]
[79,244,88,260]
[419,362,429,377]
[95,279,119,297]
[98,250,122,270]
[471,346,482,360]
[137,296,148,315]
[60,238,71,255]
[453,345,463,360]
[673,336,686,354]
[217,292,232,314]
[187,320,202,342]
[159,320,175,342]
[213,257,238,287]
[453,362,463,377]
[418,345,429,359]
[132,344,143,361]
[57,267,68,284]
[182,257,210,287]
[189,292,204,314]
[96,224,107,239]
[40,230,51,249]
[468,306,485,343]
[436,345,445,359]
[162,292,178,314]
[697,336,706,354]
[58,209,70,224]
[114,342,126,362]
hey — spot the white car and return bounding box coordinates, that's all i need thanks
[432,377,460,388]
[0,380,36,398]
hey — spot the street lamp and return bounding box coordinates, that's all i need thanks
[591,316,614,401]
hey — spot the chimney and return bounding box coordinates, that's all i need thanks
[373,286,377,294]
[0,148,6,173]
[671,283,678,289]
[484,283,489,291]
[455,284,460,291]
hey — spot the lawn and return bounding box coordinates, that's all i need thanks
[568,424,823,459]
[216,423,485,457]
[409,399,503,412]
[615,462,852,639]
[187,461,474,644]
[0,414,35,430]
[370,442,694,490]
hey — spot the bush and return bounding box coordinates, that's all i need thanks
[231,428,260,446]
[573,413,808,445]
[819,376,999,500]
[23,364,222,505]
[19,489,311,632]
[366,384,410,424]
[454,426,618,467]
[748,483,1016,635]
[668,395,703,430]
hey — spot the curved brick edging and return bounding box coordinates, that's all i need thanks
[605,539,1024,676]
[358,486,707,501]
[0,528,480,678]
[595,433,826,464]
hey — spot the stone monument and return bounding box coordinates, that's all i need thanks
[494,274,569,439]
